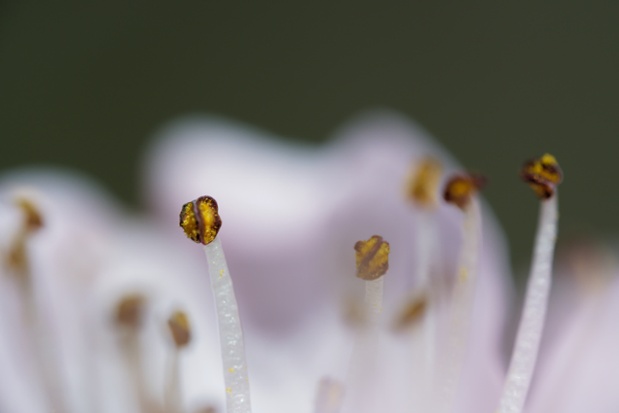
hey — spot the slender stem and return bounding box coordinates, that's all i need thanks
[496,194,558,413]
[122,332,150,413]
[436,199,480,413]
[415,212,436,379]
[204,237,252,413]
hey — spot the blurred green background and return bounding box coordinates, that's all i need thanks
[1,2,618,268]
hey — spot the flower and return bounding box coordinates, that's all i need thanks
[0,110,615,413]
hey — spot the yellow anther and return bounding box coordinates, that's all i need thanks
[393,294,428,331]
[407,157,443,208]
[354,235,390,281]
[443,174,486,210]
[520,153,563,199]
[115,294,146,330]
[179,196,222,245]
[15,197,44,232]
[167,310,191,348]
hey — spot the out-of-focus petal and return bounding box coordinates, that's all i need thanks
[527,240,619,413]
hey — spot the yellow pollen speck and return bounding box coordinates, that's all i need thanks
[226,387,232,394]
[406,157,443,208]
[219,269,225,278]
[443,174,486,210]
[354,235,390,281]
[179,196,222,245]
[520,153,563,200]
[228,367,235,373]
[167,310,191,348]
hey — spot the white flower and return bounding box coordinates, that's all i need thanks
[0,110,613,413]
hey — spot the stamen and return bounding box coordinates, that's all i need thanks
[314,377,345,413]
[166,310,192,413]
[114,294,154,413]
[354,235,390,315]
[341,236,391,413]
[443,174,486,210]
[437,174,484,413]
[406,158,443,380]
[5,197,67,413]
[496,154,562,413]
[179,196,252,413]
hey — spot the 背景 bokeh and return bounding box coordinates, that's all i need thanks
[1,1,618,271]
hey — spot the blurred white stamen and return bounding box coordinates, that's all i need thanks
[437,199,481,413]
[496,193,559,413]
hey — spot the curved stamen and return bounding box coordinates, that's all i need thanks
[496,154,562,413]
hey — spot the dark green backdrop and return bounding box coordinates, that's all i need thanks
[2,2,618,268]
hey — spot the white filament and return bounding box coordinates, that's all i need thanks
[436,199,481,413]
[364,277,384,316]
[204,237,252,413]
[415,211,437,378]
[496,193,559,413]
[164,350,182,413]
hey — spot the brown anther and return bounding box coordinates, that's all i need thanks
[407,157,443,208]
[179,196,222,245]
[520,153,563,199]
[167,310,191,348]
[115,294,146,330]
[354,235,390,281]
[393,294,428,332]
[15,198,44,232]
[443,174,486,210]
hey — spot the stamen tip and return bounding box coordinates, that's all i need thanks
[520,153,563,199]
[114,294,146,330]
[179,196,222,245]
[167,310,191,348]
[443,174,486,210]
[354,235,390,280]
[15,197,44,232]
[407,157,443,208]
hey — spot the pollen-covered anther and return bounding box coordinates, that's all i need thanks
[407,157,443,208]
[443,174,486,210]
[167,310,191,348]
[393,294,428,332]
[115,294,146,330]
[520,153,563,199]
[354,235,390,281]
[179,196,222,245]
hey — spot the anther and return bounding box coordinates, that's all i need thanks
[15,197,44,232]
[167,310,191,348]
[443,174,486,210]
[114,294,146,330]
[354,235,390,281]
[520,153,563,199]
[393,294,428,332]
[179,196,222,245]
[407,157,443,208]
